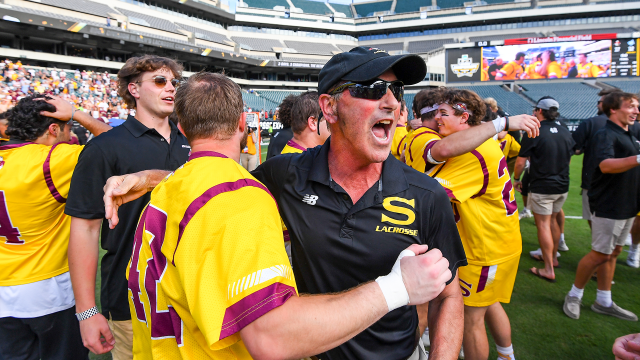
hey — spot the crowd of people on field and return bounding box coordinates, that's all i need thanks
[1,47,640,360]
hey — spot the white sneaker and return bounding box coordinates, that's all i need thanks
[519,209,533,220]
[529,248,561,258]
[558,239,569,252]
[627,250,640,268]
[421,328,430,348]
[625,234,633,246]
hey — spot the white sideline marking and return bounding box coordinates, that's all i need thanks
[564,216,583,219]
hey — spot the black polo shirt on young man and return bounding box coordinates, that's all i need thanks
[266,126,293,160]
[589,120,640,220]
[65,116,190,320]
[252,139,467,360]
[518,119,575,195]
[573,114,608,190]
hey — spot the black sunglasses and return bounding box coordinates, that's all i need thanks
[135,75,181,88]
[330,79,404,102]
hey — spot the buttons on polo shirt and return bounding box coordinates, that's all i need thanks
[342,194,349,201]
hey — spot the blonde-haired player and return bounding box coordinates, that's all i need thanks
[390,100,409,161]
[0,96,109,358]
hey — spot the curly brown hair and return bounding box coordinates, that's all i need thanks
[414,88,445,121]
[441,88,486,126]
[117,55,183,109]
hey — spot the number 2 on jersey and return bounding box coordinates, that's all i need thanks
[0,191,23,244]
[498,158,518,216]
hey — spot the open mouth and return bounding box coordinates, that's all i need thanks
[372,119,392,142]
[162,96,174,104]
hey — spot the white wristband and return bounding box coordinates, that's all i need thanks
[375,249,415,312]
[492,117,506,134]
[427,149,446,165]
[636,155,640,164]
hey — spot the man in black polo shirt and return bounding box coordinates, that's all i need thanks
[266,94,296,159]
[573,88,622,229]
[65,56,190,357]
[564,92,640,321]
[514,98,575,282]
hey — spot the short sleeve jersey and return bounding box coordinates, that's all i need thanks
[390,125,408,161]
[428,139,521,266]
[577,62,602,78]
[127,152,296,360]
[498,134,521,159]
[499,61,523,80]
[546,61,562,78]
[405,127,442,172]
[0,142,82,286]
[572,114,608,189]
[280,139,305,154]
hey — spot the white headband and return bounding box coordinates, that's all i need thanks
[420,104,439,115]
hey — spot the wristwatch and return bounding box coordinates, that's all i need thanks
[76,306,99,321]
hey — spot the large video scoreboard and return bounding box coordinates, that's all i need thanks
[446,33,638,83]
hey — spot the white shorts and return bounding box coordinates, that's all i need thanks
[529,192,568,216]
[591,215,634,255]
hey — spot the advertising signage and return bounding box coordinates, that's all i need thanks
[447,33,638,83]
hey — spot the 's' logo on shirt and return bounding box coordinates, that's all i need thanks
[302,194,318,205]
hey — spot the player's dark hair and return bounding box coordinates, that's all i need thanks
[515,52,525,61]
[414,88,444,121]
[117,55,183,109]
[278,94,297,128]
[536,53,542,61]
[482,103,498,122]
[598,88,622,97]
[400,99,407,113]
[174,72,243,142]
[548,50,556,62]
[441,88,486,126]
[602,92,639,117]
[0,112,7,120]
[5,95,63,141]
[290,91,320,135]
[535,96,559,120]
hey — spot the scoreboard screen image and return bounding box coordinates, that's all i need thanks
[446,33,638,83]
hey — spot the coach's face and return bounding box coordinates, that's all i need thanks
[333,69,400,163]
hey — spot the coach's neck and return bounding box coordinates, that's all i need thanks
[179,119,245,163]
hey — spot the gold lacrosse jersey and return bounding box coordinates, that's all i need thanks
[428,139,521,266]
[281,139,305,154]
[577,62,603,78]
[405,127,442,173]
[0,142,82,286]
[390,125,408,161]
[127,151,297,360]
[497,134,521,159]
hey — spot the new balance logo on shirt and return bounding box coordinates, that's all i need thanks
[550,128,558,133]
[302,194,319,205]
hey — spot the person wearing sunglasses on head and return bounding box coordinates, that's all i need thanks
[65,55,190,359]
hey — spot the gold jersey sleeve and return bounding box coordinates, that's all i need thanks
[430,139,522,265]
[280,139,305,155]
[0,142,82,286]
[498,134,521,159]
[577,63,603,78]
[127,153,297,360]
[405,127,443,173]
[499,62,522,80]
[547,61,562,79]
[390,125,408,161]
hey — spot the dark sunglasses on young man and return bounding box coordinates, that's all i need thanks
[329,79,404,102]
[135,76,181,88]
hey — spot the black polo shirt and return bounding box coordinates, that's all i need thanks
[518,119,575,194]
[588,120,640,219]
[572,114,608,190]
[252,140,466,360]
[65,116,190,320]
[266,126,293,160]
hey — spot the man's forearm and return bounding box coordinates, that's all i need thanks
[431,122,496,162]
[600,156,640,174]
[427,275,464,360]
[68,217,103,312]
[241,282,388,360]
[514,157,527,180]
[74,111,112,137]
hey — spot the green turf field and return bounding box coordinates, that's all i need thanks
[91,152,639,360]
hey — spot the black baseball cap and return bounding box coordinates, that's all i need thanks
[318,46,427,95]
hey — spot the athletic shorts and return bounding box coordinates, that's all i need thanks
[591,215,634,255]
[529,192,568,215]
[582,189,592,221]
[458,255,520,307]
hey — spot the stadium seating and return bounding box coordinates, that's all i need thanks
[604,80,640,94]
[232,37,283,51]
[243,91,280,112]
[8,5,106,27]
[330,3,353,17]
[407,39,455,53]
[279,57,328,63]
[404,93,416,120]
[372,43,404,52]
[241,0,289,10]
[393,0,423,15]
[256,90,305,104]
[520,82,600,120]
[353,1,392,17]
[38,0,114,17]
[436,0,466,9]
[454,85,535,117]
[290,0,332,15]
[176,23,230,45]
[338,44,357,52]
[284,41,339,55]
[468,33,538,42]
[553,28,631,36]
[115,7,181,34]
